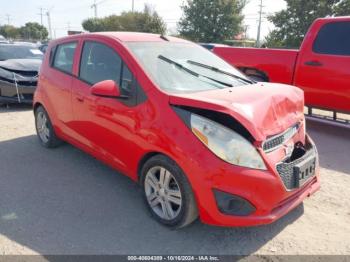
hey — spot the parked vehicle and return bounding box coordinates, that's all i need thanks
[0,43,43,104]
[34,32,320,228]
[209,17,350,115]
[38,43,48,54]
[0,35,9,44]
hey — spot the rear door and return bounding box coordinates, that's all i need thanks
[294,20,350,113]
[45,41,78,128]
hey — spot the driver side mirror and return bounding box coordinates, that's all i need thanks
[91,80,121,98]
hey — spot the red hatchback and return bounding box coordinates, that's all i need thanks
[34,32,320,228]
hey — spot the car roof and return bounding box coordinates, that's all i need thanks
[54,32,193,44]
[317,16,350,23]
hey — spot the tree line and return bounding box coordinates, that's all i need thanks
[2,0,349,48]
[0,22,48,41]
[82,0,350,49]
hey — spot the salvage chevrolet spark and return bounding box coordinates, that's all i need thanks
[34,32,320,228]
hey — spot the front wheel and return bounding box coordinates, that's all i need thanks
[141,155,198,228]
[35,106,62,148]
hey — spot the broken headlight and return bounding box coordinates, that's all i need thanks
[190,113,267,170]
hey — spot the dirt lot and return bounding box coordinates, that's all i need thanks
[0,104,350,255]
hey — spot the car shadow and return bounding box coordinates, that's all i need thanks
[0,103,32,113]
[306,119,350,175]
[0,135,304,255]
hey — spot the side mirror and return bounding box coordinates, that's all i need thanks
[91,80,121,98]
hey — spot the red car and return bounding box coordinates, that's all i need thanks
[33,32,320,228]
[210,17,350,115]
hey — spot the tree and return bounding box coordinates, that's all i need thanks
[265,0,350,49]
[178,0,246,43]
[0,25,20,39]
[334,0,350,15]
[19,22,48,40]
[82,5,167,34]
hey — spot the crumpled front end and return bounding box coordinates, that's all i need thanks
[0,66,38,104]
[168,83,320,226]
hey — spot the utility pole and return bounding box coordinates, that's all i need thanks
[38,7,44,25]
[5,14,10,25]
[46,10,53,39]
[256,0,263,47]
[132,0,135,12]
[91,0,108,18]
[92,0,98,18]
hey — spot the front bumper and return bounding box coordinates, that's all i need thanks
[0,80,36,104]
[184,135,320,227]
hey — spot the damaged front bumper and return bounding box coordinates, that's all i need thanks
[0,79,36,104]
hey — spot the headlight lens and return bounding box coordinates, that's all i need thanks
[190,113,267,170]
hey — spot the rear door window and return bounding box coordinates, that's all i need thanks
[313,21,350,56]
[52,42,77,73]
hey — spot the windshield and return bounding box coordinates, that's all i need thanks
[127,42,250,93]
[0,45,43,61]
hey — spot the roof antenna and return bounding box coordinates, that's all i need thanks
[160,35,170,41]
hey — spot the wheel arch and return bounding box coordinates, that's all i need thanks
[33,102,43,113]
[238,67,270,82]
[137,151,166,183]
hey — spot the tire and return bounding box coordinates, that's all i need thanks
[140,155,198,228]
[35,106,62,148]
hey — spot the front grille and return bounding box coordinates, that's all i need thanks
[263,123,300,152]
[263,134,284,151]
[276,144,316,190]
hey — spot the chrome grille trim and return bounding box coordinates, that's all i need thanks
[262,123,300,153]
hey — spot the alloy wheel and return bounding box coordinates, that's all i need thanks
[36,111,50,143]
[144,166,182,220]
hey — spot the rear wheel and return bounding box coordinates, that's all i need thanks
[35,106,62,148]
[141,155,198,228]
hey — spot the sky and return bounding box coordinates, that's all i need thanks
[1,0,286,40]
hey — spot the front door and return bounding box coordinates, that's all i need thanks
[294,21,350,113]
[71,40,141,173]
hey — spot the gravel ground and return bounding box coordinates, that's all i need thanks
[0,104,350,255]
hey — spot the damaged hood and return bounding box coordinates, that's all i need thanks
[0,59,41,72]
[0,59,40,84]
[169,83,305,141]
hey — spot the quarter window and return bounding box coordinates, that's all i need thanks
[313,22,350,56]
[52,42,77,73]
[121,65,133,95]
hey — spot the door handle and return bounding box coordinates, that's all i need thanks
[76,95,84,102]
[304,60,323,67]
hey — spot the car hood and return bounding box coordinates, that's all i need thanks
[0,59,41,72]
[169,83,304,141]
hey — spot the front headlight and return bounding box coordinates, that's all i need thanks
[190,113,267,170]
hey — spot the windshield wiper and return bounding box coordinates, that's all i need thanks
[187,60,254,84]
[158,55,233,88]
